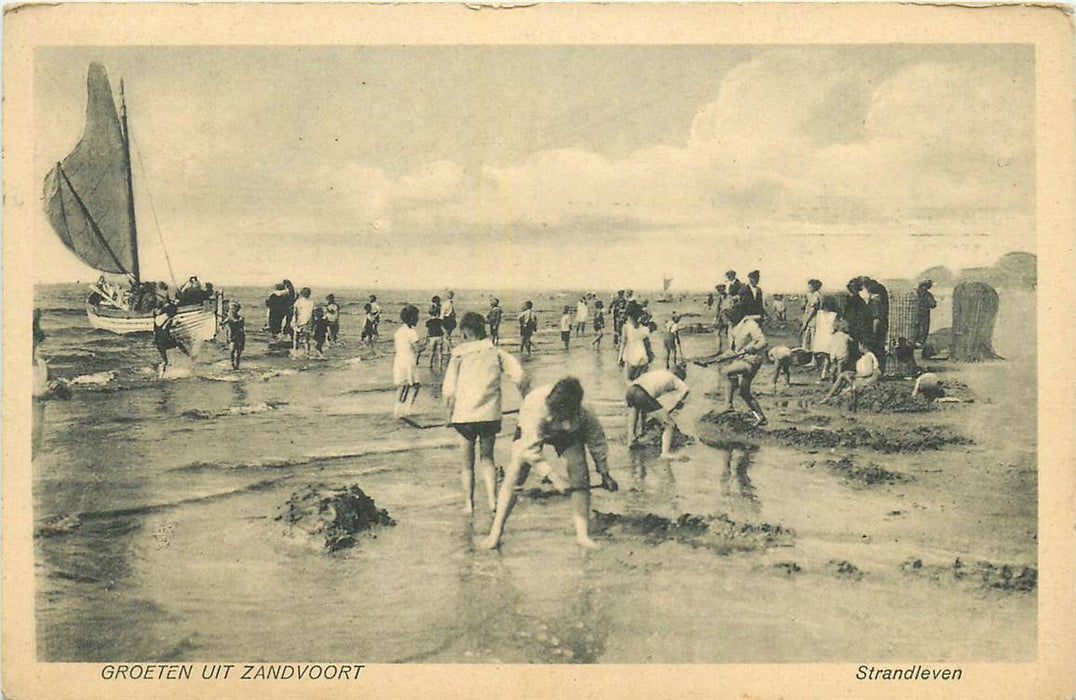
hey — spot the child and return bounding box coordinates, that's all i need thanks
[311,306,330,358]
[361,303,378,354]
[518,301,537,356]
[442,312,528,514]
[768,345,793,393]
[487,298,503,346]
[821,340,880,409]
[626,364,690,460]
[368,295,382,339]
[714,305,768,426]
[480,377,618,551]
[293,287,315,352]
[393,305,425,417]
[560,306,573,350]
[441,291,457,351]
[426,301,446,370]
[574,297,589,338]
[324,294,341,343]
[620,302,653,380]
[222,301,246,370]
[821,319,853,382]
[663,313,683,368]
[153,303,189,376]
[591,300,605,349]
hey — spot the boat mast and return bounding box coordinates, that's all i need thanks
[118,79,141,285]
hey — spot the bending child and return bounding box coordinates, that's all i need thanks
[480,377,618,550]
[442,312,528,514]
[626,364,690,460]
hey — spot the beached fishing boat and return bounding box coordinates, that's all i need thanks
[42,63,219,341]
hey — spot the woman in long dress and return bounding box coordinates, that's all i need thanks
[812,298,838,377]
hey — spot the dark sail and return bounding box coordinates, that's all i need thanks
[43,63,136,276]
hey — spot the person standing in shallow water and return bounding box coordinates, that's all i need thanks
[441,290,457,352]
[324,294,341,344]
[487,298,503,346]
[442,312,528,514]
[393,304,425,417]
[480,376,618,550]
[222,301,246,370]
[518,301,537,356]
[153,303,190,376]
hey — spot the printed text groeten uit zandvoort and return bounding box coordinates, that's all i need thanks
[100,663,365,681]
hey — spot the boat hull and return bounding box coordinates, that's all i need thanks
[87,304,218,341]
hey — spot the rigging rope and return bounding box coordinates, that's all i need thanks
[130,133,178,289]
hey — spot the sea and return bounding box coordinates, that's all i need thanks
[32,283,1036,663]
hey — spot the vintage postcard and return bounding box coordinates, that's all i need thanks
[3,3,1073,699]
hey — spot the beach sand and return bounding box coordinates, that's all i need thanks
[32,285,1036,662]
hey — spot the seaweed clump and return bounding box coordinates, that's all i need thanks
[277,484,395,552]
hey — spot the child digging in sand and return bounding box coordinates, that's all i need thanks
[626,364,690,460]
[821,340,881,410]
[442,312,528,514]
[480,377,619,550]
[393,304,426,417]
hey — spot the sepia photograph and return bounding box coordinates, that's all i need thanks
[4,3,1074,699]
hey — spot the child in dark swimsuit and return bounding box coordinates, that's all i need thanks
[312,306,330,358]
[153,304,189,376]
[223,301,246,370]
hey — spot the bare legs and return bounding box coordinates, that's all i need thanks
[461,433,497,513]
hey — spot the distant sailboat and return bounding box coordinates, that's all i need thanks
[42,63,218,340]
[657,273,674,303]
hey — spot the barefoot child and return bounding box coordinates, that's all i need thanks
[560,306,573,350]
[361,303,378,354]
[627,364,690,460]
[663,313,683,368]
[518,301,537,356]
[393,305,425,417]
[821,340,880,409]
[442,312,529,514]
[311,307,330,358]
[480,377,618,550]
[487,298,503,346]
[712,304,768,426]
[324,294,341,344]
[222,301,246,370]
[426,299,446,370]
[591,300,605,349]
[768,345,793,393]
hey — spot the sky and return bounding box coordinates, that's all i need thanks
[33,44,1035,292]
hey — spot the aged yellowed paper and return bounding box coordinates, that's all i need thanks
[4,3,1074,699]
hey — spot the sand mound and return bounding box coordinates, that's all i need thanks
[900,557,1036,593]
[277,484,395,552]
[805,456,911,486]
[591,511,794,554]
[830,381,937,413]
[699,410,971,453]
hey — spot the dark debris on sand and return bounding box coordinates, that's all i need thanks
[591,511,794,554]
[900,557,1037,593]
[277,484,395,553]
[829,381,938,414]
[699,410,971,453]
[806,455,911,486]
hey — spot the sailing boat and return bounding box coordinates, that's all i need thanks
[42,63,218,340]
[657,273,674,303]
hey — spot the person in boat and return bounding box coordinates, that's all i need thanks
[202,282,215,304]
[153,303,189,375]
[177,276,203,305]
[479,376,618,550]
[325,294,341,343]
[222,301,246,370]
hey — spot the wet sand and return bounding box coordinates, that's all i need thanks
[33,288,1036,663]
